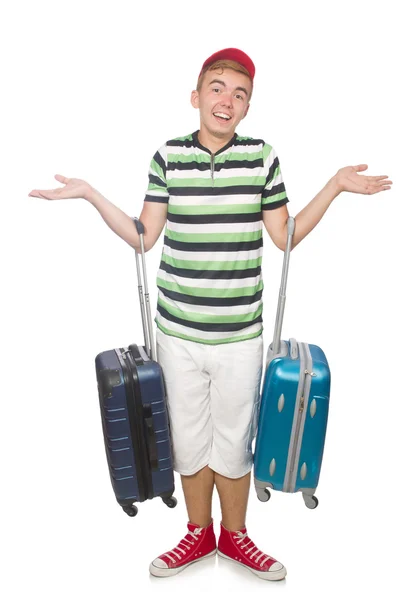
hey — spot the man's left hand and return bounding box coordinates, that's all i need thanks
[333,164,392,195]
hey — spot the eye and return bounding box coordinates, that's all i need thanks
[213,88,220,93]
[235,94,244,100]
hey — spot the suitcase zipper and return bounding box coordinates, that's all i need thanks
[124,348,155,500]
[287,394,306,492]
[116,348,149,502]
[285,343,312,492]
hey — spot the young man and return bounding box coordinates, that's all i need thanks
[28,48,392,581]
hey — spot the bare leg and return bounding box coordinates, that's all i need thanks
[214,471,251,531]
[180,465,215,528]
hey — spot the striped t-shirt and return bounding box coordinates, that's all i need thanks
[144,130,289,345]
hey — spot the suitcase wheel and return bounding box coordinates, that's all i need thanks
[123,504,138,517]
[257,488,271,503]
[303,494,319,510]
[163,496,178,509]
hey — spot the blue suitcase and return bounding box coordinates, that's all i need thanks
[253,217,331,509]
[95,219,176,517]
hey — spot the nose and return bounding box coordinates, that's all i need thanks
[220,91,233,108]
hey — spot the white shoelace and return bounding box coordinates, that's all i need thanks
[165,528,203,564]
[233,531,273,568]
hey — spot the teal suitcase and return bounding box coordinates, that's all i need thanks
[253,217,331,509]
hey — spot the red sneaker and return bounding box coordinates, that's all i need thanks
[149,519,217,577]
[217,522,287,581]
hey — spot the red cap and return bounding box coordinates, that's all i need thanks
[199,48,255,80]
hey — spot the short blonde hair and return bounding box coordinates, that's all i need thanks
[196,59,253,100]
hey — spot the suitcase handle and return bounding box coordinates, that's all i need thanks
[133,218,156,361]
[142,403,159,470]
[271,216,295,356]
[127,343,144,366]
[289,337,299,360]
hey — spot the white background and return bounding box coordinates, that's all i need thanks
[2,0,396,598]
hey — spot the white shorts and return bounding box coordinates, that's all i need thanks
[156,329,264,479]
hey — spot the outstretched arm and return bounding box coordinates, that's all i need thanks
[263,165,392,251]
[28,175,168,253]
[86,186,167,252]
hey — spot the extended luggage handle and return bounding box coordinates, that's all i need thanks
[271,216,295,356]
[133,218,156,361]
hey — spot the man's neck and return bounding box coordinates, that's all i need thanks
[197,127,235,154]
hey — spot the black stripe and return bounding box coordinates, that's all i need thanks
[217,158,263,170]
[166,133,265,151]
[168,161,210,172]
[168,185,265,196]
[167,211,262,224]
[167,138,195,148]
[164,236,263,252]
[157,303,263,332]
[235,137,265,146]
[167,158,263,172]
[265,156,280,186]
[144,195,168,204]
[148,174,167,188]
[262,198,289,211]
[262,182,286,199]
[159,261,262,280]
[158,285,263,306]
[153,151,166,175]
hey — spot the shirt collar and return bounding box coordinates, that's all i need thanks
[192,130,237,156]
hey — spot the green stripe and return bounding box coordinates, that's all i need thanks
[217,150,263,162]
[168,153,211,164]
[262,144,273,163]
[155,320,263,345]
[262,191,288,204]
[161,254,262,271]
[167,176,267,188]
[150,157,166,180]
[158,297,262,324]
[167,203,261,215]
[172,134,194,142]
[167,151,263,164]
[167,150,262,164]
[148,182,167,192]
[156,277,263,298]
[165,229,262,243]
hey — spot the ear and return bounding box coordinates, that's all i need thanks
[242,103,250,119]
[191,89,200,109]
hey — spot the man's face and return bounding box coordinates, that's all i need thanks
[191,67,252,139]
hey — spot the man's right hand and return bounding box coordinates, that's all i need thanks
[28,174,168,252]
[28,174,91,201]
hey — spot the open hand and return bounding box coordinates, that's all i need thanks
[28,174,91,201]
[334,165,392,195]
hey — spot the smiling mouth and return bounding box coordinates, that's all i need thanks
[213,112,232,122]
